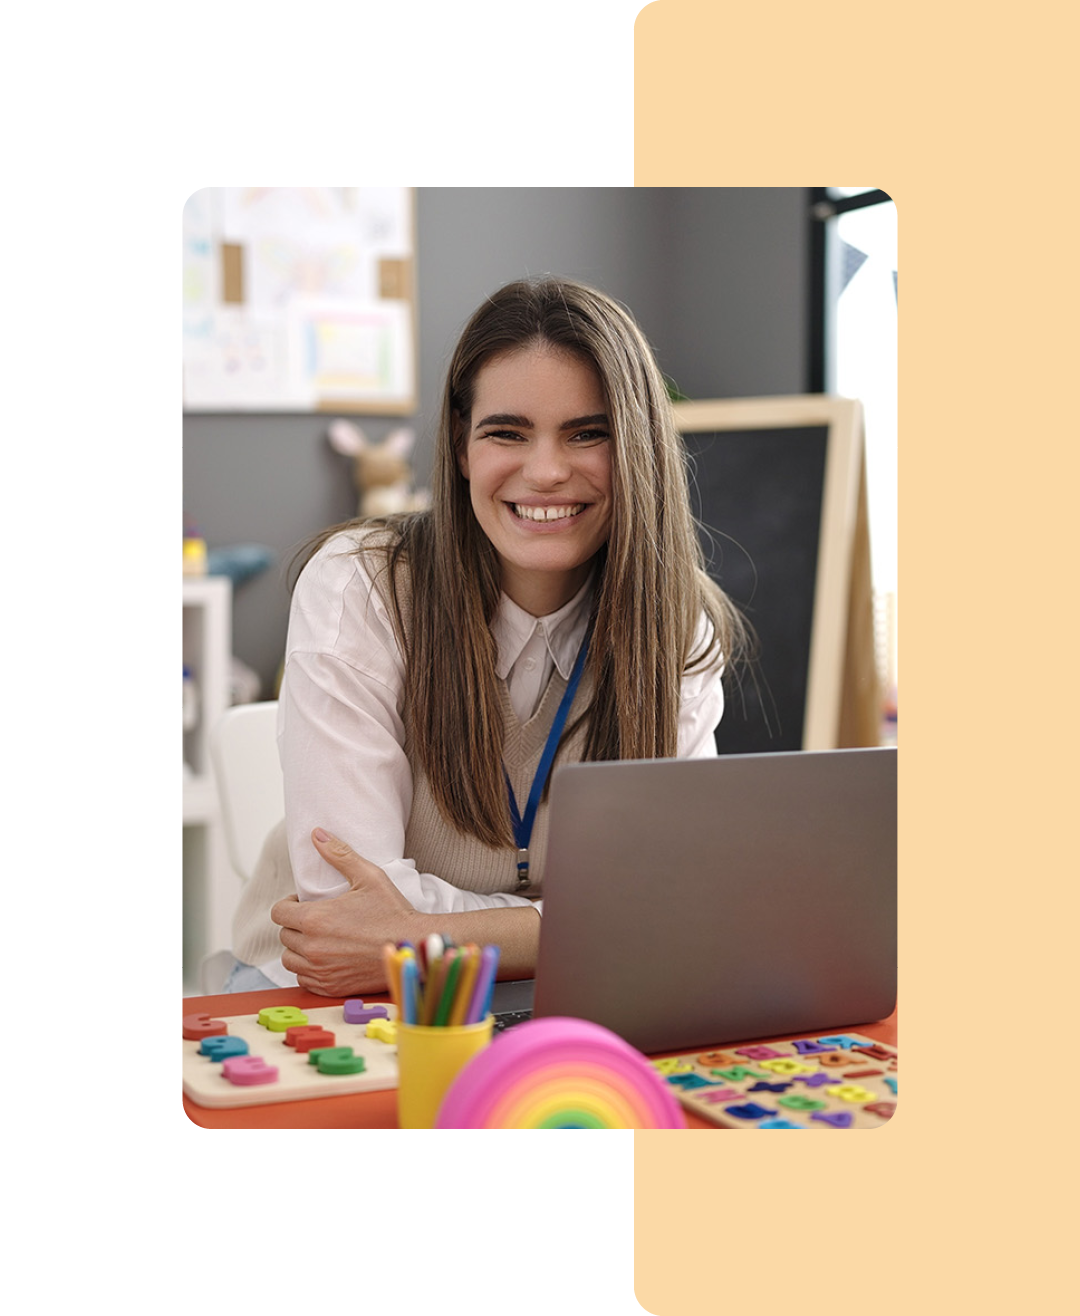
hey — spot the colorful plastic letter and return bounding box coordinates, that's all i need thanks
[757,1118,806,1128]
[222,1056,278,1086]
[199,1036,249,1061]
[863,1101,896,1120]
[365,1019,397,1043]
[309,1046,367,1075]
[343,999,390,1025]
[851,1043,894,1062]
[725,1102,778,1121]
[778,1093,827,1112]
[285,1025,336,1052]
[697,1051,740,1068]
[759,1058,815,1076]
[797,1072,841,1088]
[257,1006,308,1032]
[832,1084,876,1104]
[811,1109,854,1128]
[735,1045,784,1060]
[183,1013,227,1040]
[666,1073,720,1090]
[791,1039,835,1055]
[653,1057,694,1076]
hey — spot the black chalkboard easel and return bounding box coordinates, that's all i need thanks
[673,397,878,754]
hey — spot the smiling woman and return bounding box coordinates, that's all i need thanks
[226,276,750,996]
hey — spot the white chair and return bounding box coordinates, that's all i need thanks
[210,700,284,882]
[202,701,284,993]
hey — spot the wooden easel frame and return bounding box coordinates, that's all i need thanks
[672,395,879,750]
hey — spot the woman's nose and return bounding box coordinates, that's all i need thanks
[523,438,571,485]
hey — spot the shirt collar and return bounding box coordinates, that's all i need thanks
[491,575,594,681]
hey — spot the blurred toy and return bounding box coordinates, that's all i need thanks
[327,419,430,518]
[183,515,207,576]
[207,543,275,589]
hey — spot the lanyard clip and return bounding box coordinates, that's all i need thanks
[516,849,530,890]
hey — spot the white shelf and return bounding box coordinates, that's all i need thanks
[182,575,236,993]
[183,575,231,785]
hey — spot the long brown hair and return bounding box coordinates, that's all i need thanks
[295,276,748,847]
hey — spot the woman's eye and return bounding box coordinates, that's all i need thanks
[480,427,609,444]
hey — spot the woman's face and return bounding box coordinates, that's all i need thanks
[458,345,614,616]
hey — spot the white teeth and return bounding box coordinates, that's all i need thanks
[513,504,585,522]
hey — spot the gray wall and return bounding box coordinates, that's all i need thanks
[661,187,809,398]
[183,187,809,694]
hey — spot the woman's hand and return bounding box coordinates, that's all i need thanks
[271,829,422,996]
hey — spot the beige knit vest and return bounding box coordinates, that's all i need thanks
[403,671,591,894]
[231,552,592,967]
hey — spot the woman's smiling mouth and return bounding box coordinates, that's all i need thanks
[511,502,587,522]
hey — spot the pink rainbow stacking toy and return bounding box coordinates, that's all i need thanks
[435,1016,686,1129]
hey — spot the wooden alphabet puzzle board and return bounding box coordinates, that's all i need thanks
[183,1002,400,1109]
[651,1031,897,1128]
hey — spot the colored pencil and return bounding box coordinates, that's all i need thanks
[465,945,501,1024]
[448,944,481,1026]
[432,949,464,1027]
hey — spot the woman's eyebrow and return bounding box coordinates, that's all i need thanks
[474,412,532,430]
[560,413,609,430]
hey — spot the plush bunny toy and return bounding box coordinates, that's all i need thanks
[327,419,430,519]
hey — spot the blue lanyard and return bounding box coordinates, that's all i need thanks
[504,620,593,890]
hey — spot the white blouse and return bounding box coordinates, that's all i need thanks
[277,531,725,918]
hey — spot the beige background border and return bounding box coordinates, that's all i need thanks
[2,0,1068,1294]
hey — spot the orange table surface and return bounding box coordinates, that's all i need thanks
[182,987,897,1130]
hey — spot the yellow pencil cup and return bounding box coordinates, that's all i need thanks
[396,1017,494,1129]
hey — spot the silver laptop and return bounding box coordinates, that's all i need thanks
[495,747,896,1054]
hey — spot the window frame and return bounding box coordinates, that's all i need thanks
[807,187,894,393]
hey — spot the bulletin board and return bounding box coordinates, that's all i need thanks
[673,396,880,753]
[182,187,417,414]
